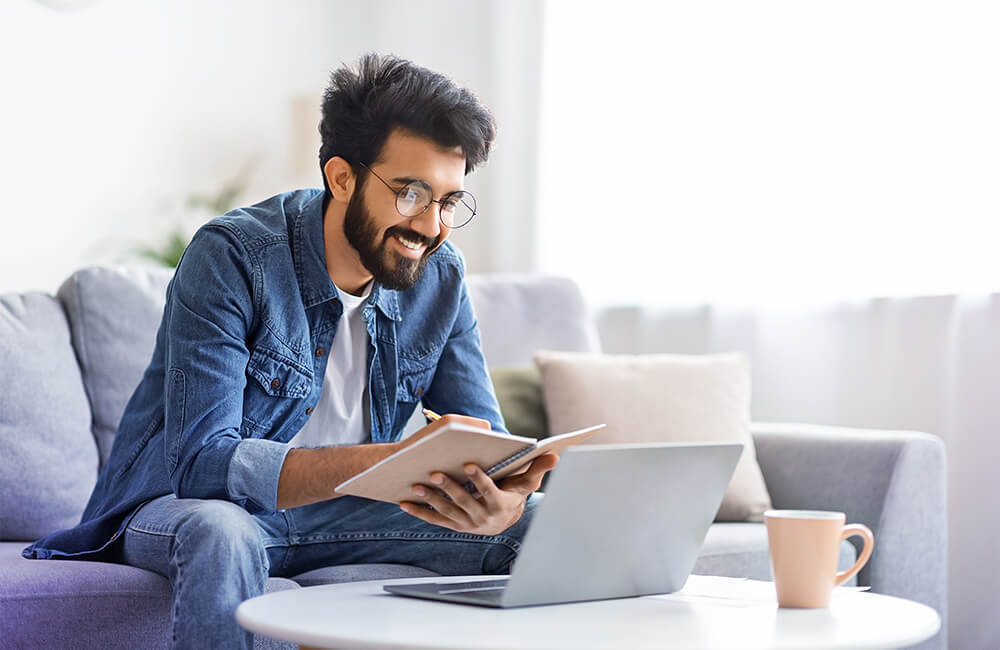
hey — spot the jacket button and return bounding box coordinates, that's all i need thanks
[315,347,325,357]
[271,378,281,390]
[305,407,313,415]
[415,387,423,397]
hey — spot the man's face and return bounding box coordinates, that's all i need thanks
[343,130,466,291]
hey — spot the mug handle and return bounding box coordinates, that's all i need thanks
[833,523,875,587]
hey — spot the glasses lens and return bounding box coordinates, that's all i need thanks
[395,182,431,217]
[439,191,477,228]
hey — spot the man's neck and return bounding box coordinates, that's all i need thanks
[322,197,373,296]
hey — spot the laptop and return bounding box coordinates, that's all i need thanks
[383,441,743,608]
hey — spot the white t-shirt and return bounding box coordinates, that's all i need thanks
[288,282,372,448]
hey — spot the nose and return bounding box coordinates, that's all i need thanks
[408,202,444,240]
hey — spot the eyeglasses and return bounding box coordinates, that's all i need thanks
[359,162,477,229]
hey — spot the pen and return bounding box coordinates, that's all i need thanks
[422,408,442,422]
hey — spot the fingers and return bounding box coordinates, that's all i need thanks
[530,452,560,473]
[408,472,486,528]
[462,463,504,507]
[398,458,547,535]
[399,501,463,530]
[430,471,486,515]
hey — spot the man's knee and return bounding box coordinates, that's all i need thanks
[174,500,267,567]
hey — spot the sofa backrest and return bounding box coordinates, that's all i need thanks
[0,265,598,540]
[466,273,601,366]
[57,266,175,467]
[0,292,98,541]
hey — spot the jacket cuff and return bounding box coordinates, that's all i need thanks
[226,438,292,513]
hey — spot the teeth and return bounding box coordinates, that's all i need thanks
[395,235,424,251]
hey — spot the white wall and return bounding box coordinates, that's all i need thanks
[0,0,543,294]
[0,0,329,292]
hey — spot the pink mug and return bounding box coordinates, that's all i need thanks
[764,510,875,608]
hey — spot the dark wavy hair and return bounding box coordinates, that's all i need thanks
[319,53,496,195]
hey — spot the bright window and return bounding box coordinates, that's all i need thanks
[537,1,1000,307]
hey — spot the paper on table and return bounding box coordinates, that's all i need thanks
[660,576,775,608]
[654,575,870,608]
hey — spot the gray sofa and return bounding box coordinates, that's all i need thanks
[0,266,946,649]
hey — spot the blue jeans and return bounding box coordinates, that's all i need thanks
[120,493,541,649]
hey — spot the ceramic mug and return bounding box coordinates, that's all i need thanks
[764,510,875,608]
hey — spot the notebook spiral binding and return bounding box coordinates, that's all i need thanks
[460,444,536,493]
[486,445,535,476]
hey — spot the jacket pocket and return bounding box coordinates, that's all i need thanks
[246,346,312,398]
[243,345,312,436]
[397,361,436,404]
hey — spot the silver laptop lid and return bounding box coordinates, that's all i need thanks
[502,442,743,607]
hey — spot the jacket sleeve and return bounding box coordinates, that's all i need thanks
[421,256,507,434]
[161,223,291,513]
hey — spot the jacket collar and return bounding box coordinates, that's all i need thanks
[293,190,401,321]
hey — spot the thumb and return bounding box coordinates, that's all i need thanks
[501,453,559,495]
[528,453,559,475]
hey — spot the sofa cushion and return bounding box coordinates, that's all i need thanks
[0,293,98,541]
[0,543,297,650]
[57,266,174,466]
[535,350,773,522]
[490,366,549,439]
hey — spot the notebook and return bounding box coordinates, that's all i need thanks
[335,422,606,505]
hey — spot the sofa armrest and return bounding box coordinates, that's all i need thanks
[751,422,947,646]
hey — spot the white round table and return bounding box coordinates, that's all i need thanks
[236,575,941,649]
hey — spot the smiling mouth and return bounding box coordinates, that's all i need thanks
[388,226,440,259]
[394,233,426,252]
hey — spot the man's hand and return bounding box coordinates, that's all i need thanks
[399,453,559,536]
[277,413,495,510]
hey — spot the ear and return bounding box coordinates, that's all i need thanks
[323,157,356,203]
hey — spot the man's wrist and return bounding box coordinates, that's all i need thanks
[278,441,404,510]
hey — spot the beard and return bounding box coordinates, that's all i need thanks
[342,188,442,291]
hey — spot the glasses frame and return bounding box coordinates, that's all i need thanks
[358,162,477,229]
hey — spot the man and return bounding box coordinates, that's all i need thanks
[24,53,556,649]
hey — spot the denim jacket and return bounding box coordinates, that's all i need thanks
[24,188,505,560]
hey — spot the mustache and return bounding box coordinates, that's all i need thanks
[384,226,439,250]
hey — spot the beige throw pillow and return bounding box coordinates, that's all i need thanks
[534,350,772,522]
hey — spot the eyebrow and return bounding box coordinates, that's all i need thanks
[390,176,463,196]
